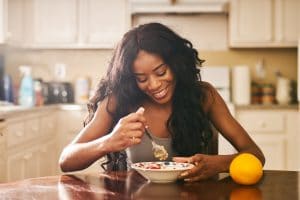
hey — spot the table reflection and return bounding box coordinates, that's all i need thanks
[230,187,262,200]
[0,170,296,200]
[58,171,147,199]
[57,171,265,200]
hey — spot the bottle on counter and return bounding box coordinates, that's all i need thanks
[18,65,35,107]
[2,74,14,103]
[75,77,90,104]
[34,79,44,106]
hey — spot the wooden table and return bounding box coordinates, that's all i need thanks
[0,170,299,199]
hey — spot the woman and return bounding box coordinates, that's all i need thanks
[59,22,265,182]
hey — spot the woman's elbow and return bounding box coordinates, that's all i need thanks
[59,155,69,172]
[58,150,74,172]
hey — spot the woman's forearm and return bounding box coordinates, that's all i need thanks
[217,146,265,173]
[59,134,111,172]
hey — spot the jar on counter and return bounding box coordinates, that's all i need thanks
[261,84,275,105]
[276,77,291,105]
[251,82,261,104]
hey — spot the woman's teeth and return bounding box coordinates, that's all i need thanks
[153,88,167,99]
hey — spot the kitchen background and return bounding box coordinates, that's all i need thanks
[0,0,299,183]
[1,47,297,90]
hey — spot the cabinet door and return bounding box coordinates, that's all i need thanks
[229,0,273,46]
[39,140,58,177]
[7,148,39,181]
[6,0,24,44]
[274,0,299,44]
[0,122,6,182]
[40,111,57,139]
[80,0,129,48]
[251,135,286,170]
[33,0,78,44]
[0,0,5,43]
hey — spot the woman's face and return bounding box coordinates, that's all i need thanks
[132,50,176,105]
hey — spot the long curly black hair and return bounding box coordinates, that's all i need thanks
[84,23,213,170]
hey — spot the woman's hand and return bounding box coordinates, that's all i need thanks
[173,154,221,182]
[106,107,146,152]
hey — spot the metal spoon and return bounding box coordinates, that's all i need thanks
[145,127,169,161]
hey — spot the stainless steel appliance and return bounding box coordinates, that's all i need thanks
[45,82,74,104]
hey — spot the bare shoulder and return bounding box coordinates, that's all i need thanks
[93,94,116,121]
[198,81,219,113]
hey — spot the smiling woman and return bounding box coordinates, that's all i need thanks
[59,22,265,182]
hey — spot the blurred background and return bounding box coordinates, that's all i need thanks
[0,0,299,183]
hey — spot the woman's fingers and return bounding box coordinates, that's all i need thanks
[120,113,146,124]
[173,157,191,163]
[174,154,208,181]
[136,107,145,114]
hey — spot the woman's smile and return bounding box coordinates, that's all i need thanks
[151,86,169,100]
[132,50,176,105]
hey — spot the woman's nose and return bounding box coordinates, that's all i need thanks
[147,76,161,91]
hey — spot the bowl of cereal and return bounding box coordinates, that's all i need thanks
[131,162,194,183]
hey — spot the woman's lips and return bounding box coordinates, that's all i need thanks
[152,87,168,99]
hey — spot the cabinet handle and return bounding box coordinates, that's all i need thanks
[6,32,12,39]
[31,127,38,132]
[48,123,54,129]
[23,153,33,160]
[40,148,47,153]
[259,121,267,128]
[16,131,24,137]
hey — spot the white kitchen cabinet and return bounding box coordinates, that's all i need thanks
[229,0,299,47]
[5,0,24,45]
[0,121,6,181]
[6,0,130,48]
[31,0,78,45]
[38,139,58,177]
[6,146,39,181]
[129,0,229,13]
[0,110,59,183]
[80,0,129,48]
[236,108,298,170]
[0,0,6,43]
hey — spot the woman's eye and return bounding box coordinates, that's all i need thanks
[157,69,166,76]
[136,77,147,83]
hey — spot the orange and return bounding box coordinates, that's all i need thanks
[229,153,263,185]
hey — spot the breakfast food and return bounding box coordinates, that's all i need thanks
[153,145,168,161]
[133,162,192,170]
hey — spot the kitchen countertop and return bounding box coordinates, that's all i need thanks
[235,103,298,110]
[0,103,298,120]
[0,104,87,120]
[0,170,299,199]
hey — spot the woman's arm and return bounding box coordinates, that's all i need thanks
[174,82,265,181]
[206,82,265,165]
[59,97,146,172]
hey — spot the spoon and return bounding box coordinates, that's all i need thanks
[145,127,169,161]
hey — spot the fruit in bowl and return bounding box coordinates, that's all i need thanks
[131,162,194,183]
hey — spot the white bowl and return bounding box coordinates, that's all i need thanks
[131,162,194,183]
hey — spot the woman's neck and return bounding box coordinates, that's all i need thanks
[143,99,172,113]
